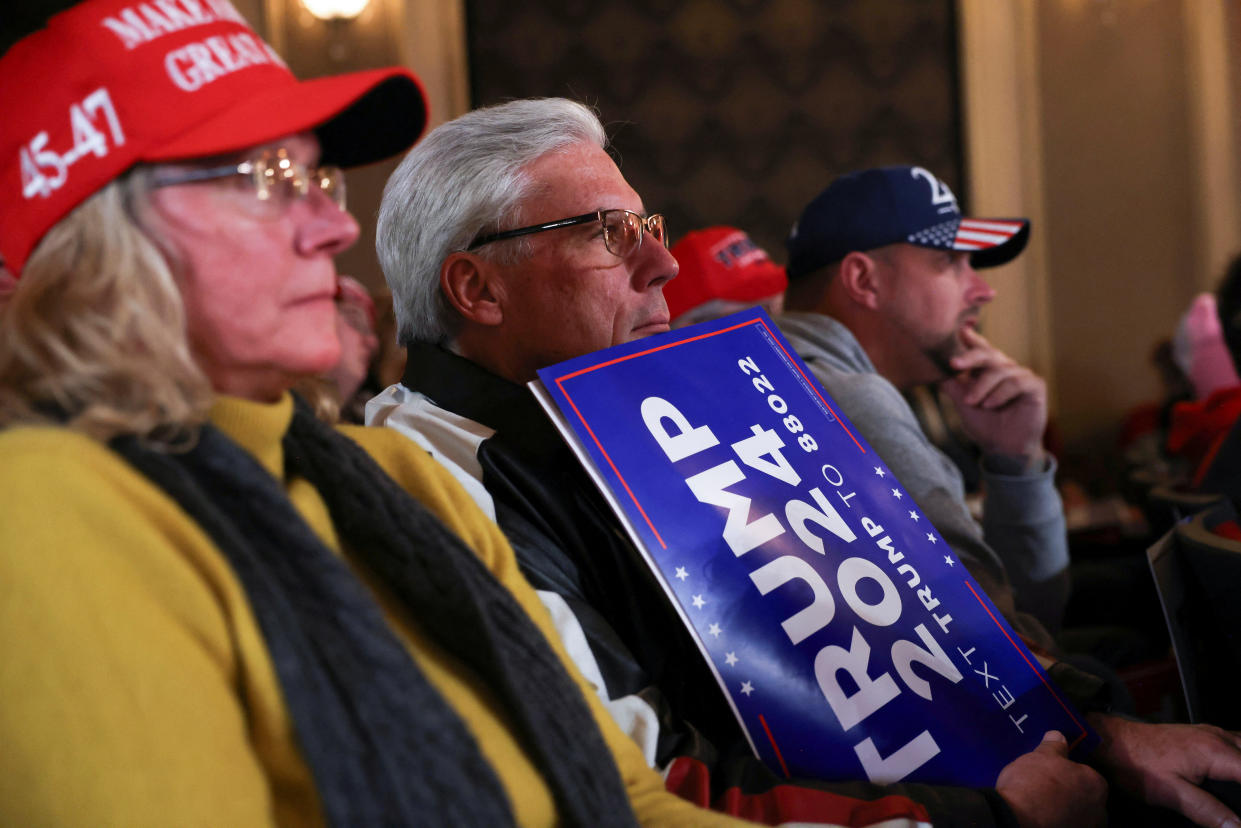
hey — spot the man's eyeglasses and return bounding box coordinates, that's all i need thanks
[150,148,346,212]
[467,209,668,259]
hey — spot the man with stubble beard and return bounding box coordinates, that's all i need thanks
[775,165,1067,647]
[776,164,1241,828]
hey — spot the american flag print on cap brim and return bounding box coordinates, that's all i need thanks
[908,218,1026,252]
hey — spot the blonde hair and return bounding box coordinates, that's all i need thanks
[0,174,214,443]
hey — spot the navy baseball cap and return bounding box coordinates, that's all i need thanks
[784,165,1030,279]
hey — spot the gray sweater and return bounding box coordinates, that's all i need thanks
[776,312,1070,650]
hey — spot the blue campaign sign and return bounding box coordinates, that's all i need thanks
[535,307,1096,788]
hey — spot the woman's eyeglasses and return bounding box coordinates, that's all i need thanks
[150,148,346,212]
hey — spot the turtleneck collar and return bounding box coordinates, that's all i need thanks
[208,393,295,480]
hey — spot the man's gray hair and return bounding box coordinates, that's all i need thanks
[377,97,608,346]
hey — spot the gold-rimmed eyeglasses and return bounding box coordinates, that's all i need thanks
[150,148,346,212]
[467,209,668,259]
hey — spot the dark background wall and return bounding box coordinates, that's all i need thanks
[466,0,963,259]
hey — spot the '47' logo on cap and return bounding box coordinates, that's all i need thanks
[21,88,126,200]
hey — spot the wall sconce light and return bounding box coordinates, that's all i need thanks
[301,0,369,21]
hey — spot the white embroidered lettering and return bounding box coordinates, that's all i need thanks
[18,89,125,200]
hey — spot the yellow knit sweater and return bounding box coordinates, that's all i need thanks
[0,395,748,827]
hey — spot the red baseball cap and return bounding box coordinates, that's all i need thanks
[666,227,788,321]
[0,0,429,276]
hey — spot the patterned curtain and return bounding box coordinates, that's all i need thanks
[466,0,963,261]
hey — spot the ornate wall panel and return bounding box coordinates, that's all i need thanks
[466,0,963,259]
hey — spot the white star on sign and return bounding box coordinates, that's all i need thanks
[692,594,706,609]
[740,681,754,696]
[927,533,937,544]
[891,488,903,500]
[675,567,688,581]
[725,651,738,667]
[874,467,886,477]
[708,623,722,638]
[944,555,955,567]
[909,510,920,522]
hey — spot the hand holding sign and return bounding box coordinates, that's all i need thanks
[996,731,1106,828]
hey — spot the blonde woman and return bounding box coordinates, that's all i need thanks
[0,3,754,826]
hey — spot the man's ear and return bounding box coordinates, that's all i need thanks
[440,251,504,327]
[835,251,883,311]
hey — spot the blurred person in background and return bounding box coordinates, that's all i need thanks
[1164,293,1241,467]
[1163,265,1241,481]
[666,226,787,327]
[329,275,381,422]
[368,289,410,387]
[1172,293,1241,402]
[1161,252,1241,497]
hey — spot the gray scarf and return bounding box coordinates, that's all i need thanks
[110,396,639,827]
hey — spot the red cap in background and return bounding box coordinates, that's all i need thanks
[666,227,787,321]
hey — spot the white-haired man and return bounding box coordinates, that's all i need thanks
[367,98,1119,828]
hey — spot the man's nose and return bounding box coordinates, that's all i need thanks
[967,265,997,305]
[633,234,678,291]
